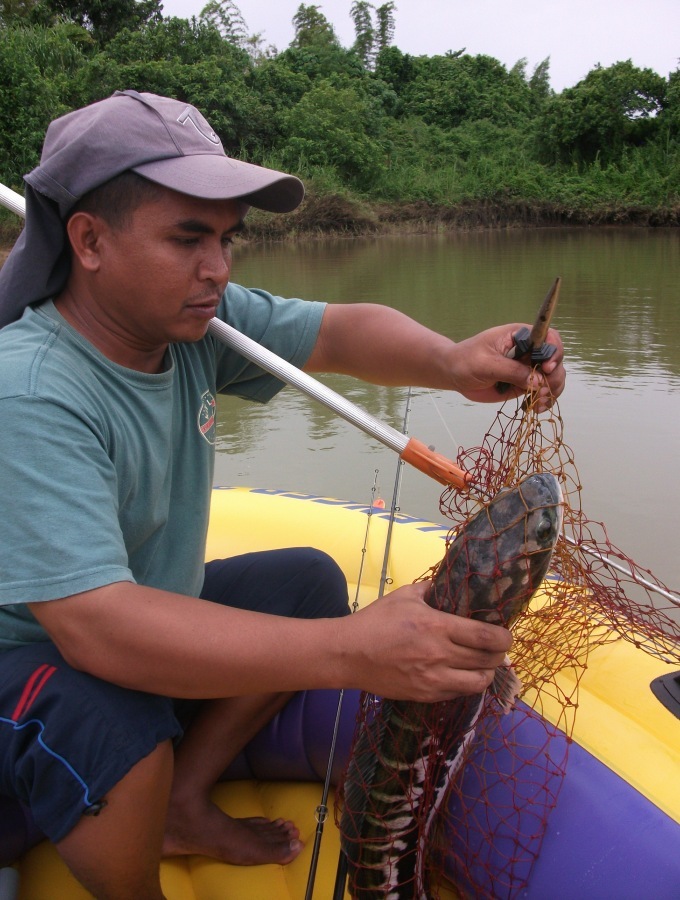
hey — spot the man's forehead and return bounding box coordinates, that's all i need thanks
[171,216,246,234]
[135,190,245,230]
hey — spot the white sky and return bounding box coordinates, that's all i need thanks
[159,0,679,92]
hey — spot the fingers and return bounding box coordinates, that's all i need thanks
[350,584,514,702]
[449,322,566,408]
[494,324,566,410]
[445,613,513,656]
[422,614,512,702]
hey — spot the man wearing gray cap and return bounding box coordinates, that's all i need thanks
[0,91,565,898]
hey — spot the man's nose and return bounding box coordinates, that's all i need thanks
[199,244,231,282]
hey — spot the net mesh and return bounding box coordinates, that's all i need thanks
[336,392,680,899]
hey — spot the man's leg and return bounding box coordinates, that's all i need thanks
[55,740,174,900]
[162,547,350,865]
[163,693,301,865]
[0,643,182,899]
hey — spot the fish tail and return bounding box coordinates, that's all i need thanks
[491,655,523,713]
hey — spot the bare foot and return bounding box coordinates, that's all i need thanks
[163,797,303,866]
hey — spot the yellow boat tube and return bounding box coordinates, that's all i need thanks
[2,487,678,899]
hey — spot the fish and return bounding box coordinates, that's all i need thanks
[339,472,563,899]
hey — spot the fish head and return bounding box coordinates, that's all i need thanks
[432,472,563,626]
[490,471,563,549]
[478,472,563,625]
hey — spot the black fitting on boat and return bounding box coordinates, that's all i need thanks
[650,670,680,720]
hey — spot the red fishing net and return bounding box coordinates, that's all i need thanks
[336,393,680,899]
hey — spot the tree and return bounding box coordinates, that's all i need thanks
[242,31,278,62]
[1,0,40,22]
[0,24,87,185]
[374,2,395,54]
[540,60,668,164]
[374,44,417,99]
[199,0,247,47]
[282,78,385,187]
[350,0,373,68]
[664,65,680,140]
[529,57,552,107]
[349,1,396,70]
[402,53,531,129]
[43,0,162,43]
[291,3,339,50]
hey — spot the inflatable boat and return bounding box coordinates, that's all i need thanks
[1,486,678,899]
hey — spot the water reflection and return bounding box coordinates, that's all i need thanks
[230,227,680,388]
[219,227,680,591]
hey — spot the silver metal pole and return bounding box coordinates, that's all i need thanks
[0,183,25,218]
[207,318,408,453]
[0,868,20,900]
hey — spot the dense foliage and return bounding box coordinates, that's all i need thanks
[1,0,678,231]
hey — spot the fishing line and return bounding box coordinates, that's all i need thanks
[424,387,463,457]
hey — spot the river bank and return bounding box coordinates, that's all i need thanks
[1,194,678,252]
[212,194,680,241]
[248,194,680,240]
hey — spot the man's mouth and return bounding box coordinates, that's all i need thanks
[186,296,220,317]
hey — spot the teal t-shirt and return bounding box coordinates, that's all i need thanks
[0,283,325,649]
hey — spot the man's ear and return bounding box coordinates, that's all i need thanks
[66,212,107,273]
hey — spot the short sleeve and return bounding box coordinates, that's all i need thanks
[211,283,326,403]
[0,395,134,606]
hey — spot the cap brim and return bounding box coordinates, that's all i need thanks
[132,154,304,213]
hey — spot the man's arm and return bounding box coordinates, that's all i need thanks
[304,303,565,410]
[28,580,511,703]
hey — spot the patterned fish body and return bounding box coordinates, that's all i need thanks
[340,472,563,899]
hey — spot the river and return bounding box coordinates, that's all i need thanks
[215,226,680,594]
[1,226,678,594]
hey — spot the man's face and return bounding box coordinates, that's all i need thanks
[83,189,244,357]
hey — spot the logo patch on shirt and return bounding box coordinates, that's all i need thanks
[197,390,216,445]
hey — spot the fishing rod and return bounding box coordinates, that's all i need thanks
[378,388,413,599]
[563,535,680,606]
[0,181,470,492]
[303,470,382,900]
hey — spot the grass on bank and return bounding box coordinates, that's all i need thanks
[2,140,679,250]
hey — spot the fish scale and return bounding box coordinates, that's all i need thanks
[340,472,563,899]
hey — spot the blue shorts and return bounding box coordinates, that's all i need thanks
[0,548,349,843]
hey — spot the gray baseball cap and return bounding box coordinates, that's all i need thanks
[0,90,305,328]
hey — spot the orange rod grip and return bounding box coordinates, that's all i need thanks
[400,437,472,490]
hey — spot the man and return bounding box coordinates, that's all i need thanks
[0,91,565,899]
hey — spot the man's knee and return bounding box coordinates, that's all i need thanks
[202,547,350,619]
[292,547,350,618]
